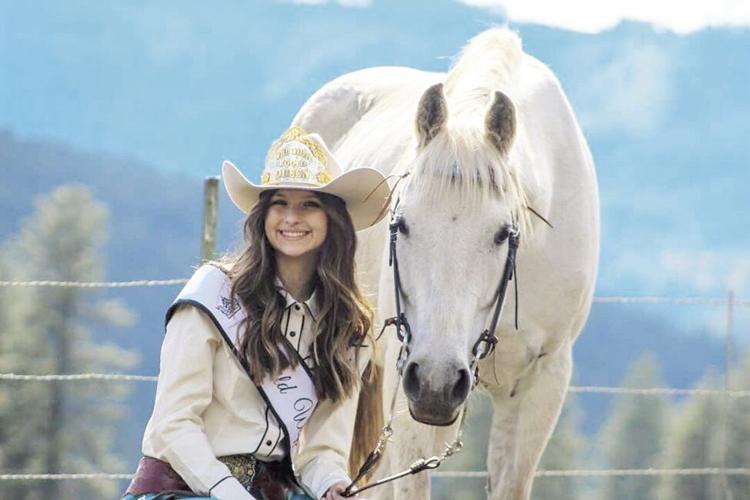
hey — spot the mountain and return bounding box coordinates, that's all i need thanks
[2,1,749,304]
[0,129,248,467]
[2,0,747,476]
[0,130,729,462]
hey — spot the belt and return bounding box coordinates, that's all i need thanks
[124,455,300,500]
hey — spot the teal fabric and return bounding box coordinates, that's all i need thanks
[122,495,211,499]
[122,493,313,499]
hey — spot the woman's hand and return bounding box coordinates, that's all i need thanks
[323,481,358,500]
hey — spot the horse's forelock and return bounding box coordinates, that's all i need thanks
[409,127,526,213]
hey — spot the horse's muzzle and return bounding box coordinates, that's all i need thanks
[408,403,461,427]
[402,359,471,425]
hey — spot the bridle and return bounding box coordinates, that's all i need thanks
[343,200,521,497]
[389,207,521,375]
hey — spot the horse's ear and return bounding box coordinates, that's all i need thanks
[416,83,447,148]
[485,90,516,156]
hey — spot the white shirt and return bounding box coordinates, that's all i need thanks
[141,284,367,499]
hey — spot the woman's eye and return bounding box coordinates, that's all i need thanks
[303,201,321,208]
[494,226,510,245]
[270,199,286,206]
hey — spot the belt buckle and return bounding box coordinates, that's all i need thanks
[218,454,257,493]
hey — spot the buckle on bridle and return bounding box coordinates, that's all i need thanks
[395,313,411,343]
[472,329,498,359]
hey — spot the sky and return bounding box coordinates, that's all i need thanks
[1,0,748,335]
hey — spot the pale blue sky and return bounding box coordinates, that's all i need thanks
[1,0,748,326]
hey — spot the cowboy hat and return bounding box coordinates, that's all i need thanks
[222,126,390,231]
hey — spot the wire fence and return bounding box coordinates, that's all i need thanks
[0,279,187,288]
[0,275,747,486]
[3,373,750,398]
[3,468,750,482]
[2,277,750,307]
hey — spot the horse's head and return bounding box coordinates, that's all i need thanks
[393,83,524,425]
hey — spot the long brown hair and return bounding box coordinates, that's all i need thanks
[226,190,373,403]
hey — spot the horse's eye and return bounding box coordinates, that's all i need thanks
[397,218,409,236]
[494,226,510,245]
[391,217,409,236]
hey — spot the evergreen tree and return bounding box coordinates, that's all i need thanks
[657,371,723,500]
[0,185,138,499]
[724,350,750,496]
[532,394,586,500]
[598,353,668,500]
[659,352,750,499]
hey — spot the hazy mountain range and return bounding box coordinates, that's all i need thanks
[2,0,748,304]
[1,0,746,468]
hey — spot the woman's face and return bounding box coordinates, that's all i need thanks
[264,189,328,260]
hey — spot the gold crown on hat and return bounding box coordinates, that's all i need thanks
[261,126,333,186]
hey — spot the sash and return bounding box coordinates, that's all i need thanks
[165,265,319,455]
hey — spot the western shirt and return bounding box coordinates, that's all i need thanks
[141,286,366,499]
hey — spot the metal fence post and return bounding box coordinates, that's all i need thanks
[201,177,219,262]
[719,290,736,499]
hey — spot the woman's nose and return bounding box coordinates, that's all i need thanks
[282,206,302,223]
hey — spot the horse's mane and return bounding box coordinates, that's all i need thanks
[408,28,531,234]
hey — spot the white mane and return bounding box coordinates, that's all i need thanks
[408,28,531,233]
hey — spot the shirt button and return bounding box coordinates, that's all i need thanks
[266,440,272,446]
[294,304,301,311]
[289,331,296,337]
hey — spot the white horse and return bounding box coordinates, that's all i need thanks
[293,28,599,500]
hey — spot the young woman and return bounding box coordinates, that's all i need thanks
[124,126,390,500]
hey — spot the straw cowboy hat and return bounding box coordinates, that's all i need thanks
[222,126,391,230]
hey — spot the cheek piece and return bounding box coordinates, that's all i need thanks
[343,207,520,497]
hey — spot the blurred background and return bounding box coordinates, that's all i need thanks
[1,1,749,498]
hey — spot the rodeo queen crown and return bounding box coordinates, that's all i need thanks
[123,126,391,500]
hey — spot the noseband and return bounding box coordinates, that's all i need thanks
[343,206,521,497]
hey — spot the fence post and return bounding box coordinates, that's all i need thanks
[719,290,735,499]
[201,177,219,262]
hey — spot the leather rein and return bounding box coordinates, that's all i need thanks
[343,205,520,497]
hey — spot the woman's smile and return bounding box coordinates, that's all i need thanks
[278,229,311,239]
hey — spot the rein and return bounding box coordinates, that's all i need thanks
[343,206,520,497]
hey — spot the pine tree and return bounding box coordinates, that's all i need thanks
[0,185,138,499]
[658,371,723,500]
[725,350,750,495]
[659,352,750,499]
[597,353,668,500]
[532,394,586,500]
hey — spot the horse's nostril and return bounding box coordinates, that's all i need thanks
[450,368,471,406]
[403,362,421,401]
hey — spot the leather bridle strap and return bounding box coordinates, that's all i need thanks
[343,211,520,498]
[472,223,520,362]
[389,207,411,345]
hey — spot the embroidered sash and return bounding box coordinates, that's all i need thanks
[165,265,319,455]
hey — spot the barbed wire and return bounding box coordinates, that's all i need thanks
[593,296,750,306]
[0,373,157,382]
[4,468,750,482]
[0,473,133,481]
[567,386,750,398]
[0,279,187,288]
[3,373,749,398]
[433,468,750,478]
[0,278,748,307]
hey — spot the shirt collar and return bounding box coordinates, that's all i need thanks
[274,277,319,318]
